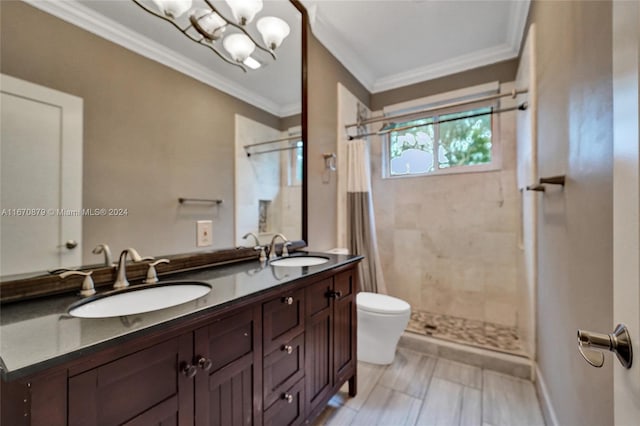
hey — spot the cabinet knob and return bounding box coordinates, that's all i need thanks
[282,393,294,403]
[181,362,197,378]
[282,296,294,305]
[197,356,213,371]
[327,290,342,299]
[282,345,293,354]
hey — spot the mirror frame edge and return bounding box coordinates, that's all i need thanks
[290,0,308,246]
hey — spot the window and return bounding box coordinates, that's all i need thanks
[385,105,497,177]
[287,140,303,186]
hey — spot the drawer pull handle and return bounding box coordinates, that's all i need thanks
[180,362,197,378]
[282,345,293,354]
[327,290,343,299]
[197,356,213,371]
[282,296,294,305]
[282,393,294,403]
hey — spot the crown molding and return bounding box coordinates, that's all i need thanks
[23,0,291,117]
[308,0,530,95]
[280,102,302,117]
[371,43,518,93]
[309,8,376,91]
[506,0,531,54]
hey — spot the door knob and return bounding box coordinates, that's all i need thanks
[577,324,633,369]
[58,240,78,250]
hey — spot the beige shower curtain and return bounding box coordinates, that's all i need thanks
[346,139,387,294]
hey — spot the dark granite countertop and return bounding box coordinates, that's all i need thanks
[0,252,362,381]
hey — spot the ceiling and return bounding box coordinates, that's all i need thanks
[301,0,530,93]
[24,0,530,115]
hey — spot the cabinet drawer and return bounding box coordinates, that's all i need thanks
[305,278,332,317]
[263,289,304,353]
[263,378,305,426]
[263,332,305,409]
[202,309,255,373]
[335,270,356,299]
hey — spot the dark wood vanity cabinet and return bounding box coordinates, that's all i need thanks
[1,263,359,426]
[305,270,357,418]
[68,335,194,426]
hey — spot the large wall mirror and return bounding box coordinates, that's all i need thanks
[0,0,307,279]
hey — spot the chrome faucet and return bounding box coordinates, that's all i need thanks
[242,232,261,247]
[243,232,267,262]
[113,248,153,290]
[92,244,113,267]
[269,233,291,260]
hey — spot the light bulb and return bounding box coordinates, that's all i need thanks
[151,0,193,18]
[223,33,256,62]
[256,16,290,50]
[224,0,263,25]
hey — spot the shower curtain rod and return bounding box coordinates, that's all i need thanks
[246,145,299,157]
[344,88,528,131]
[243,134,302,150]
[347,102,528,140]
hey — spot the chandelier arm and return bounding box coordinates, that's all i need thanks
[202,0,277,60]
[131,0,247,72]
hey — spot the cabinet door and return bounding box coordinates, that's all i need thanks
[68,334,193,426]
[333,270,357,384]
[194,307,261,426]
[304,278,333,415]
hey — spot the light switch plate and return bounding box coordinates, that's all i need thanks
[196,220,213,247]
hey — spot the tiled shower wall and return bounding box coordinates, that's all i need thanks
[370,83,521,327]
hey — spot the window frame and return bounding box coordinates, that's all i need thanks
[382,99,502,179]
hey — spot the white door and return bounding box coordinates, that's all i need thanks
[612,0,640,423]
[0,74,83,276]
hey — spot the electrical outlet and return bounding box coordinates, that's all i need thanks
[196,220,213,247]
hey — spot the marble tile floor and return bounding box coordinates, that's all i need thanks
[313,347,544,426]
[406,310,526,357]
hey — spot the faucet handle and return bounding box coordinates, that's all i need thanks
[254,246,267,263]
[59,270,95,297]
[143,259,170,284]
[283,242,293,257]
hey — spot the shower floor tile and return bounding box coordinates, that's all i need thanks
[406,310,525,356]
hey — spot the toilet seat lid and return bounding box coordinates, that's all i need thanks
[357,292,411,314]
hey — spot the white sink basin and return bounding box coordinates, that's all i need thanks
[69,282,211,318]
[270,256,329,267]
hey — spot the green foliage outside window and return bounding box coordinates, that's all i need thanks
[388,107,493,175]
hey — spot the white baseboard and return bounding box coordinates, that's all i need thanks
[535,364,559,426]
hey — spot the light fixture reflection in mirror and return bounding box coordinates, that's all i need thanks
[132,0,290,72]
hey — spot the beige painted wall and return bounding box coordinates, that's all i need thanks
[528,1,614,425]
[1,1,286,262]
[370,83,521,328]
[307,32,370,250]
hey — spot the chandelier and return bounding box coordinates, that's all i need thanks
[132,0,291,72]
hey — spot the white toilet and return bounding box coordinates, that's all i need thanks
[357,292,411,365]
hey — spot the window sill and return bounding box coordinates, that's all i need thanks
[383,162,501,180]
